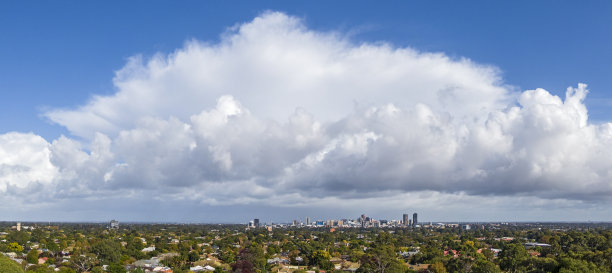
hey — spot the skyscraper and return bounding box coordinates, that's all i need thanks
[360,214,367,228]
[412,213,418,226]
[403,214,409,225]
[306,217,310,226]
[109,220,119,229]
[254,218,260,228]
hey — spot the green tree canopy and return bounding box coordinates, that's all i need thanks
[0,255,24,273]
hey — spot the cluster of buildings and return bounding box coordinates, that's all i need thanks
[248,212,420,229]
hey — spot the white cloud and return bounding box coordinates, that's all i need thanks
[1,12,611,220]
[0,132,57,191]
[45,11,509,140]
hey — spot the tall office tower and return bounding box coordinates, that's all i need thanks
[254,218,260,228]
[306,217,310,226]
[16,222,21,231]
[409,219,413,226]
[403,214,409,225]
[413,213,418,226]
[109,220,119,229]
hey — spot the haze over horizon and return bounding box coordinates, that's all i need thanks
[2,2,612,223]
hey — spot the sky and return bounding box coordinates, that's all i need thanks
[1,1,612,223]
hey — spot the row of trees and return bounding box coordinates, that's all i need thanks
[0,222,610,272]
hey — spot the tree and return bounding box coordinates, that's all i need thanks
[499,243,528,273]
[311,250,333,271]
[523,257,558,273]
[558,257,606,273]
[161,255,187,270]
[45,241,60,256]
[358,245,405,273]
[8,231,30,246]
[188,251,200,262]
[214,267,227,273]
[428,261,446,273]
[106,263,126,273]
[90,266,104,273]
[471,259,500,273]
[9,242,24,253]
[0,255,24,273]
[26,249,39,264]
[71,253,97,272]
[91,239,121,264]
[231,248,254,273]
[25,264,53,273]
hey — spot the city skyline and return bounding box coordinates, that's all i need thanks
[1,2,612,222]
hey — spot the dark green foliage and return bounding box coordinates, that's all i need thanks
[107,263,126,273]
[499,242,529,272]
[0,254,24,273]
[0,222,608,273]
[358,243,406,273]
[558,257,607,273]
[231,248,255,273]
[471,259,501,273]
[7,231,30,246]
[26,249,39,264]
[91,239,122,264]
[188,251,200,262]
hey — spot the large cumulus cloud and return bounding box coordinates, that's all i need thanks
[45,11,509,140]
[1,12,611,220]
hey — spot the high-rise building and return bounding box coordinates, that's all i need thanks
[16,222,21,231]
[412,213,418,226]
[254,218,260,228]
[403,214,409,225]
[306,217,310,226]
[109,220,119,229]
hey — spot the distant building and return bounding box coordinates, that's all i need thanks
[360,214,367,228]
[306,217,310,226]
[16,222,21,231]
[254,218,260,228]
[412,213,418,227]
[110,220,119,229]
[403,214,409,225]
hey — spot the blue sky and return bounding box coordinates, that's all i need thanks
[1,1,612,222]
[2,1,612,139]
